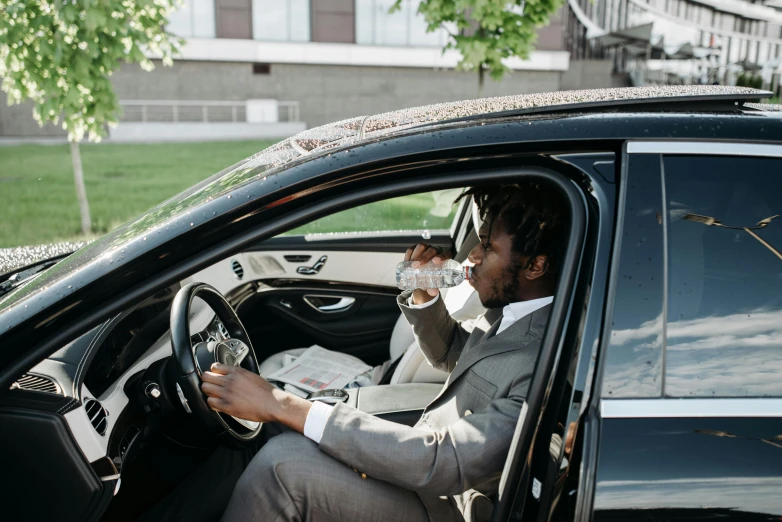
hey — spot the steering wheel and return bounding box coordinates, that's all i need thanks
[170,282,263,442]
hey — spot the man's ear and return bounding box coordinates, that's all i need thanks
[525,255,549,280]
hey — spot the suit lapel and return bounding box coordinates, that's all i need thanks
[446,312,532,385]
[428,304,552,407]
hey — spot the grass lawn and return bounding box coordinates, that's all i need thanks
[0,141,458,248]
[0,140,275,248]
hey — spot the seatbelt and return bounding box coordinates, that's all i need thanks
[376,354,404,386]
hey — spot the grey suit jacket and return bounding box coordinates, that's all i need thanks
[319,291,550,522]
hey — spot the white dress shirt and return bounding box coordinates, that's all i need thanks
[302,294,554,444]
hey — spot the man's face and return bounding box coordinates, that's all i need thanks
[467,220,526,309]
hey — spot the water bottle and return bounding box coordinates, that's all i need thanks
[396,259,472,291]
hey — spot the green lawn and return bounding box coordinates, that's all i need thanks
[0,141,458,248]
[0,140,276,247]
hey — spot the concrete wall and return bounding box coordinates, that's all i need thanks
[110,61,563,128]
[560,60,616,91]
[0,99,69,138]
[3,59,619,139]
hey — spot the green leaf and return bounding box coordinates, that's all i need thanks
[0,0,181,142]
[413,0,561,84]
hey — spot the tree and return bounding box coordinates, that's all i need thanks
[0,0,181,235]
[394,0,563,92]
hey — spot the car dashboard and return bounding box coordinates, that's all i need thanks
[11,280,226,474]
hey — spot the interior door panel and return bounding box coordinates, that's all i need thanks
[187,231,455,366]
[237,285,400,366]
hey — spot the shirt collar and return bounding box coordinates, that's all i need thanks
[498,296,554,335]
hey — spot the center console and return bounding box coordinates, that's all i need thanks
[345,383,443,426]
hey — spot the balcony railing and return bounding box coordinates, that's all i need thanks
[119,100,301,123]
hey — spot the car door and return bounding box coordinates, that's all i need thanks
[593,143,782,521]
[186,189,470,366]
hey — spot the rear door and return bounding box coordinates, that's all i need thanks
[188,189,469,366]
[593,142,782,521]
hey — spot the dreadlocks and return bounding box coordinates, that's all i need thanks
[455,183,566,274]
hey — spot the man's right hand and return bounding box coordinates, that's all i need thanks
[404,243,452,305]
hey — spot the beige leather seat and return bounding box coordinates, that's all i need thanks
[258,277,486,385]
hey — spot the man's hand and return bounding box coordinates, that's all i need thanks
[404,242,452,305]
[200,364,312,433]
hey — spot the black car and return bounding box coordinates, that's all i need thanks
[1,85,781,522]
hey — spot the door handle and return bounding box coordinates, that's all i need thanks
[303,295,356,313]
[296,255,327,275]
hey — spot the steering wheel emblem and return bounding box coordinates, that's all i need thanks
[217,343,236,366]
[194,339,249,374]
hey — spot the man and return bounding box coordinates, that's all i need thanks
[201,182,566,522]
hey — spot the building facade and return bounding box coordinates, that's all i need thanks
[4,0,611,141]
[566,0,782,88]
[4,0,781,141]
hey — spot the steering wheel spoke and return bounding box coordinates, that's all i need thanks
[228,415,260,431]
[170,282,263,443]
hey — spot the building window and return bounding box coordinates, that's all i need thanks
[356,0,448,47]
[311,0,355,43]
[215,0,252,39]
[252,0,310,42]
[721,13,734,31]
[167,0,216,38]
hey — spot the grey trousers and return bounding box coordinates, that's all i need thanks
[221,432,432,522]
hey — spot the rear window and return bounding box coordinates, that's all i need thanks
[603,152,782,398]
[663,155,782,397]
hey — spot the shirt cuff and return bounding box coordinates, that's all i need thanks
[407,292,440,309]
[303,401,334,444]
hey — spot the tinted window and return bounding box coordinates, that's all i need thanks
[664,155,782,397]
[602,155,665,397]
[284,189,461,236]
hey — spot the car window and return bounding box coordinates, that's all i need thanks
[601,155,665,398]
[602,152,782,399]
[283,189,462,235]
[663,155,782,397]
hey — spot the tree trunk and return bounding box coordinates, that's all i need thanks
[478,66,485,97]
[69,139,91,235]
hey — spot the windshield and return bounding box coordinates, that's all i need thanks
[0,243,86,278]
[0,255,69,298]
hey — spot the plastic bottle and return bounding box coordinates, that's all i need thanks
[396,259,472,291]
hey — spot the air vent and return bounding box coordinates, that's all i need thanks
[231,259,244,280]
[284,255,312,263]
[84,398,108,436]
[10,373,61,394]
[119,424,141,462]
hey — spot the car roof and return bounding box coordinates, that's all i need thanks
[258,85,772,171]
